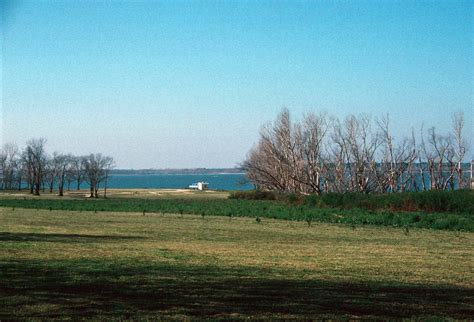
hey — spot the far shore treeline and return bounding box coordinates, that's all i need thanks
[0,138,114,198]
[110,168,245,175]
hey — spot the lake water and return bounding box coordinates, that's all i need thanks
[105,173,253,191]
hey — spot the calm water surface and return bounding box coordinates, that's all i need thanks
[105,173,253,191]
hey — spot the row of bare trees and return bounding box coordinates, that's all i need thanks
[0,138,115,198]
[244,109,469,194]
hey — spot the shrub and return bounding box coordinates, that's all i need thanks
[304,190,474,214]
[229,190,278,200]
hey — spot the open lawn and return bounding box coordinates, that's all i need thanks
[0,207,473,319]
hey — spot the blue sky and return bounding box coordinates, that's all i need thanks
[1,0,472,168]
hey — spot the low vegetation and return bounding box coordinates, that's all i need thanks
[230,189,474,214]
[1,207,472,319]
[0,189,472,231]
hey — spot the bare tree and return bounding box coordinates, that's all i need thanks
[2,140,114,195]
[244,109,299,192]
[0,143,19,190]
[332,115,380,193]
[403,129,419,192]
[296,112,330,194]
[424,127,452,190]
[21,149,34,193]
[44,153,59,193]
[245,110,333,194]
[377,114,396,192]
[327,120,350,192]
[65,166,75,191]
[245,109,468,194]
[452,112,467,188]
[56,154,73,196]
[15,158,25,191]
[23,138,47,195]
[376,115,418,192]
[70,156,86,190]
[84,154,100,198]
[83,153,114,198]
[102,156,115,198]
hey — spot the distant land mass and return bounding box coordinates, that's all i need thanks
[111,168,245,175]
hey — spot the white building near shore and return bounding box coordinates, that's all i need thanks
[188,182,209,191]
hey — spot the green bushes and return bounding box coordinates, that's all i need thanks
[229,190,279,200]
[305,190,474,214]
[230,189,473,215]
[0,191,474,231]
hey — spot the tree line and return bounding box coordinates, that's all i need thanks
[244,109,470,194]
[0,138,115,198]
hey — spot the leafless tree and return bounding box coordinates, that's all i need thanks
[296,112,330,194]
[327,122,350,192]
[376,115,418,192]
[1,140,114,195]
[84,154,100,198]
[102,156,115,198]
[423,127,453,190]
[83,153,114,198]
[56,154,73,196]
[245,109,468,194]
[244,109,304,192]
[44,153,58,193]
[451,112,467,188]
[244,109,288,192]
[15,159,25,191]
[333,115,380,193]
[70,156,86,190]
[21,149,34,193]
[23,138,47,195]
[65,167,75,191]
[0,143,19,190]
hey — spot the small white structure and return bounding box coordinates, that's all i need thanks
[188,182,209,191]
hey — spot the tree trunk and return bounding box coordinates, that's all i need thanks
[34,183,40,196]
[58,182,64,196]
[104,177,108,199]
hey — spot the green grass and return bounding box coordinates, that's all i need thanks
[0,207,473,319]
[0,195,472,231]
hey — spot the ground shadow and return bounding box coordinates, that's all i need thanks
[0,259,472,319]
[0,232,145,243]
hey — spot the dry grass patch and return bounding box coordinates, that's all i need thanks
[0,188,230,200]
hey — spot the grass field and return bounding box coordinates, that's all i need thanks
[1,206,473,319]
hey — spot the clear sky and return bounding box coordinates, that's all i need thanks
[1,0,472,168]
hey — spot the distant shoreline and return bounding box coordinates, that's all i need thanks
[111,168,245,175]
